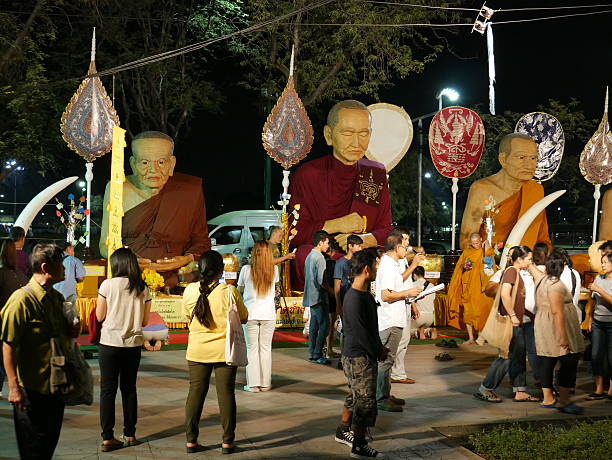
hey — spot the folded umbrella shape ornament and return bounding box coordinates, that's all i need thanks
[262,48,313,170]
[61,28,119,162]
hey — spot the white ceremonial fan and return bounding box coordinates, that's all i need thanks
[366,103,413,172]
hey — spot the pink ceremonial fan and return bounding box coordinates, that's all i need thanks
[429,106,486,250]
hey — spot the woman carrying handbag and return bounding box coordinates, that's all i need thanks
[182,250,248,454]
[475,245,541,403]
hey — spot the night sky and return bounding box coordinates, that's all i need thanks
[1,0,610,239]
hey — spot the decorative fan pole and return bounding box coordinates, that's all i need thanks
[61,28,119,249]
[429,107,486,251]
[262,46,314,294]
[579,88,612,242]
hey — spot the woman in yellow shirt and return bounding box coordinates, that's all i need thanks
[182,250,248,454]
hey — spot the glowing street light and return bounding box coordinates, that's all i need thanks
[78,181,86,188]
[437,88,460,111]
[424,172,432,179]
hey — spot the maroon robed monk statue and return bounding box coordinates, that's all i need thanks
[288,100,393,289]
[100,131,210,287]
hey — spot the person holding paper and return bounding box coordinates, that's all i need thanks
[375,234,422,412]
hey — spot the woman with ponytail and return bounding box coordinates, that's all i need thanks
[182,250,248,454]
[237,241,278,392]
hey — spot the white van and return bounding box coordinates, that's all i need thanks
[208,210,281,265]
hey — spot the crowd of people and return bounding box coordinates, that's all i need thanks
[0,229,610,459]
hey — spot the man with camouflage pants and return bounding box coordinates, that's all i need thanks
[334,250,386,459]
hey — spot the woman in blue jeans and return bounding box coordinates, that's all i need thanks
[587,252,612,400]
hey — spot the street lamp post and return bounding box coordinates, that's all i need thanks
[4,160,24,222]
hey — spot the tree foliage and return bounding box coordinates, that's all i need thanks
[241,0,466,112]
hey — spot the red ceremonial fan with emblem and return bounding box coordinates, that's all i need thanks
[428,106,485,179]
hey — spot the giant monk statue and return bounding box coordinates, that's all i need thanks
[100,131,210,286]
[460,132,552,250]
[288,100,393,289]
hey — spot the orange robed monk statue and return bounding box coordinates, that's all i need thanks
[100,131,210,286]
[460,132,552,251]
[447,233,495,343]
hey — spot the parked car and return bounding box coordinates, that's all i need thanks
[208,210,281,266]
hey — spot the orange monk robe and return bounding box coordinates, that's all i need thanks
[447,247,494,331]
[480,180,552,250]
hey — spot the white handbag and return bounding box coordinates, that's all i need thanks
[224,286,248,367]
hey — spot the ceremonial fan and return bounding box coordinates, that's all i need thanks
[429,107,485,251]
[262,46,314,293]
[579,88,612,243]
[515,112,565,182]
[61,28,119,249]
[366,103,413,172]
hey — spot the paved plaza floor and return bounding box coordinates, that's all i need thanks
[1,342,610,459]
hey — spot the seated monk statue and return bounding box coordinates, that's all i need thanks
[288,100,393,289]
[446,233,495,343]
[460,132,552,251]
[600,188,612,240]
[100,131,210,287]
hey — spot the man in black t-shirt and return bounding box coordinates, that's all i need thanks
[334,249,387,459]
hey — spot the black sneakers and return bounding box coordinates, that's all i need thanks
[351,443,385,459]
[334,427,354,447]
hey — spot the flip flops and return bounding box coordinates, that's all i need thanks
[513,395,542,402]
[557,402,584,415]
[540,400,557,408]
[435,339,459,348]
[435,352,454,361]
[586,392,606,400]
[474,392,502,403]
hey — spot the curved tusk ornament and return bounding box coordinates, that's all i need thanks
[498,190,566,271]
[15,176,79,233]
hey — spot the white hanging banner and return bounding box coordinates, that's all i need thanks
[487,23,496,115]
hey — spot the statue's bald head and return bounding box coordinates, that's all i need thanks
[326,100,370,129]
[132,131,174,157]
[498,132,534,158]
[497,132,538,182]
[130,131,176,193]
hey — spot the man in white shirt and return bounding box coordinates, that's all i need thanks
[388,228,425,384]
[375,234,422,412]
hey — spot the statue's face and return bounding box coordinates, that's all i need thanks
[499,138,538,181]
[324,109,371,165]
[130,138,176,192]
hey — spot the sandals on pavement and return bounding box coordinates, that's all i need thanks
[586,392,606,400]
[435,340,449,348]
[474,392,502,403]
[540,400,557,408]
[435,352,454,361]
[557,402,584,415]
[101,439,124,452]
[513,395,542,402]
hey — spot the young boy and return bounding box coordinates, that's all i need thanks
[335,249,386,459]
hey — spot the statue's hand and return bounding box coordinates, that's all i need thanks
[323,212,363,234]
[149,254,194,272]
[137,258,152,270]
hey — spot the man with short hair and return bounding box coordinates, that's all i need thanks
[388,227,424,384]
[334,234,364,318]
[9,226,29,278]
[53,243,86,304]
[375,235,422,412]
[1,243,78,459]
[303,231,331,364]
[335,249,386,459]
